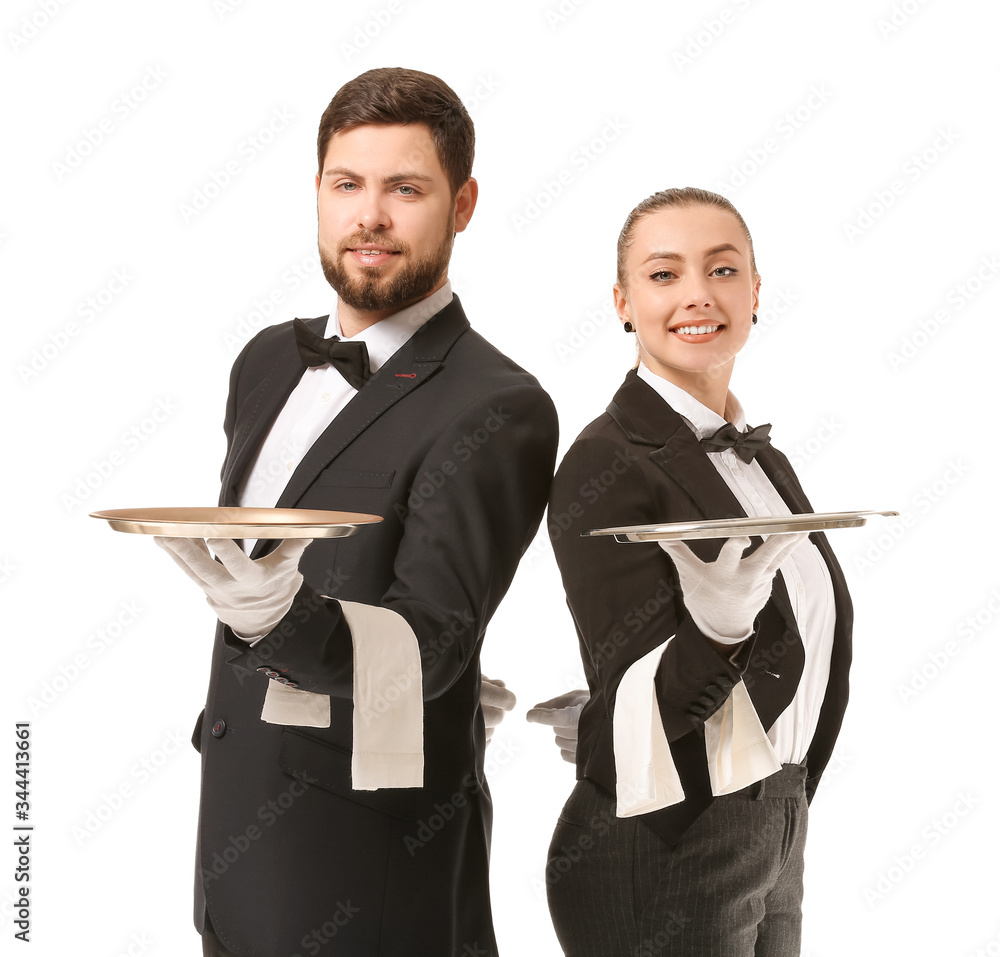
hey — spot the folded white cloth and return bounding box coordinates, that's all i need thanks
[261,682,331,728]
[613,637,780,817]
[260,599,423,790]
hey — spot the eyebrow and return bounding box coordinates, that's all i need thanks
[642,243,741,265]
[322,166,435,184]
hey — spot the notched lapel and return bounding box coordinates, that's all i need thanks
[608,372,749,561]
[220,320,314,506]
[267,297,471,520]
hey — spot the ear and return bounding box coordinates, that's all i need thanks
[751,275,761,314]
[453,177,478,233]
[613,283,630,324]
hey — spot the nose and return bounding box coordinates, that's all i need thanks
[682,274,713,310]
[357,192,390,232]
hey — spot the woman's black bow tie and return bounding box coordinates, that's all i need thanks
[699,422,772,463]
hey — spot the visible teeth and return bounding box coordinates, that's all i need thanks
[674,325,720,336]
[360,250,383,255]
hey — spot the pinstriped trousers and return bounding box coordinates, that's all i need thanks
[546,764,809,957]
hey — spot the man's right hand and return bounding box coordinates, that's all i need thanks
[155,537,312,640]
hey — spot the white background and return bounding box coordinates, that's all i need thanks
[2,0,999,954]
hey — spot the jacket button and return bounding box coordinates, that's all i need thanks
[211,719,227,738]
[689,705,706,716]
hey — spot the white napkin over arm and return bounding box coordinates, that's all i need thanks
[613,637,780,816]
[259,598,424,790]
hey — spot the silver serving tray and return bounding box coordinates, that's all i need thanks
[90,506,382,539]
[584,510,899,543]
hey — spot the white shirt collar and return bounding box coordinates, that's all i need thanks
[636,361,747,439]
[323,281,453,373]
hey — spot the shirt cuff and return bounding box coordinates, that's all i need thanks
[613,638,780,817]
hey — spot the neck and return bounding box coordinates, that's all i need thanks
[337,276,449,339]
[642,355,735,419]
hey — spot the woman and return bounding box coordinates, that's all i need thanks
[544,188,852,956]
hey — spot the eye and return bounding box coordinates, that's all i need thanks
[395,185,417,196]
[650,269,675,281]
[336,182,359,192]
[713,266,738,277]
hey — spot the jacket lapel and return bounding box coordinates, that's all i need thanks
[608,371,748,529]
[219,322,313,507]
[608,371,798,631]
[242,297,470,555]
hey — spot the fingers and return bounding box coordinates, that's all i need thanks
[155,537,233,590]
[526,690,588,726]
[259,538,314,578]
[480,676,517,711]
[526,688,590,712]
[720,535,753,559]
[655,539,697,565]
[749,531,809,576]
[481,705,507,730]
[207,538,257,577]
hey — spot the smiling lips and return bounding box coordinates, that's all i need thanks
[670,323,723,341]
[348,247,402,267]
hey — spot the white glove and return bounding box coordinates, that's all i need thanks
[526,690,590,764]
[155,536,312,640]
[481,675,516,746]
[657,533,807,643]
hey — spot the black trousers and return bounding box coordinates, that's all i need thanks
[546,764,809,957]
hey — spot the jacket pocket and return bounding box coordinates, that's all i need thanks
[314,468,395,489]
[278,729,420,820]
[191,709,205,754]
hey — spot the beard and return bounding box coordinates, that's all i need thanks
[319,226,454,313]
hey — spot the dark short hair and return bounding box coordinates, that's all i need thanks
[616,187,759,286]
[316,67,475,196]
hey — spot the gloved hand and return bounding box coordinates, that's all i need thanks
[657,533,807,642]
[481,675,516,746]
[155,536,313,640]
[526,689,590,764]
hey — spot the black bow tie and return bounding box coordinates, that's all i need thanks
[700,422,772,463]
[293,318,371,391]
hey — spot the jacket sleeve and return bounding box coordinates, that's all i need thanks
[549,432,758,744]
[222,381,559,700]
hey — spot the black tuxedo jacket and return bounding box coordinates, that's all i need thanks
[191,296,558,956]
[548,371,852,844]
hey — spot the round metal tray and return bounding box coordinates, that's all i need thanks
[90,506,382,539]
[584,510,899,543]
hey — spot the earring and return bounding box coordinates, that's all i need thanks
[623,320,634,333]
[751,313,758,325]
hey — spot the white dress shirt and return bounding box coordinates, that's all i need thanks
[636,362,836,764]
[238,282,454,521]
[612,364,837,816]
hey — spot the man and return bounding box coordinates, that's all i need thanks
[158,68,558,957]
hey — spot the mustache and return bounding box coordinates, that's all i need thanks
[337,231,408,255]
